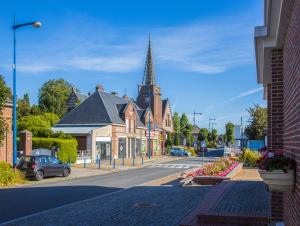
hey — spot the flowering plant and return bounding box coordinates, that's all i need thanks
[257,151,295,173]
[181,158,239,178]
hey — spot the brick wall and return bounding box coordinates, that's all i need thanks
[282,0,300,224]
[0,104,13,164]
[268,49,284,222]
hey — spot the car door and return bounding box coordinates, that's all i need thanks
[48,156,64,176]
[37,156,51,176]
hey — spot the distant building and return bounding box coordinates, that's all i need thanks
[54,37,173,163]
[0,101,13,164]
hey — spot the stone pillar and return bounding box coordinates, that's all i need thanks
[19,130,32,156]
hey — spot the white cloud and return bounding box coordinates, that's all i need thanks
[225,87,263,103]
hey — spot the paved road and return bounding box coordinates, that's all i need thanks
[0,150,224,224]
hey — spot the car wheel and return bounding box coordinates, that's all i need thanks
[35,171,44,181]
[63,169,70,177]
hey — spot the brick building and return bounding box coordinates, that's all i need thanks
[54,38,173,163]
[0,101,13,164]
[255,0,300,225]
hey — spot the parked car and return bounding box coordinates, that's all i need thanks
[170,148,191,157]
[17,155,71,181]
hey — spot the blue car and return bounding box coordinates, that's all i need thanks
[170,148,190,157]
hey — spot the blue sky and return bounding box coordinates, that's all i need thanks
[1,0,265,133]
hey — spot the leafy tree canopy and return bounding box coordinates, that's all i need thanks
[225,122,235,144]
[244,104,267,140]
[0,76,11,144]
[180,113,189,134]
[38,79,73,117]
[172,112,180,134]
[198,128,209,143]
[17,93,31,119]
[17,112,60,137]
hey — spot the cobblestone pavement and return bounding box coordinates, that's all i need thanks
[213,181,270,216]
[5,186,210,226]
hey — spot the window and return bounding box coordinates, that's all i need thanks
[125,119,129,132]
[38,156,49,164]
[145,97,149,103]
[49,156,60,164]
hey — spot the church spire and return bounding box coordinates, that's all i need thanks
[142,35,156,86]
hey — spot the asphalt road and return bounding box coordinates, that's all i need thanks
[0,150,224,224]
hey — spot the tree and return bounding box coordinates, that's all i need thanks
[244,104,267,140]
[173,133,180,146]
[211,129,218,145]
[180,113,189,134]
[17,112,60,137]
[198,128,209,144]
[38,79,73,117]
[0,76,11,145]
[172,112,180,145]
[225,122,235,145]
[17,93,31,119]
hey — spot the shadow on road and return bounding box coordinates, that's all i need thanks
[0,185,122,224]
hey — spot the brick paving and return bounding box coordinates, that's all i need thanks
[5,186,210,226]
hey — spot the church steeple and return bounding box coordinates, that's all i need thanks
[142,36,156,86]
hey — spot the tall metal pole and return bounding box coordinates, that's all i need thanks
[148,87,151,159]
[12,14,17,167]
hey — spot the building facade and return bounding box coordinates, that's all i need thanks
[255,0,300,225]
[54,38,173,163]
[0,101,13,164]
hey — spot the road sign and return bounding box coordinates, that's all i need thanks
[200,141,206,148]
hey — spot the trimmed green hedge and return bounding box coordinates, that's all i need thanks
[32,138,78,163]
[0,161,25,186]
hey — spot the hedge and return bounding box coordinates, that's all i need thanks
[0,161,25,186]
[32,138,78,163]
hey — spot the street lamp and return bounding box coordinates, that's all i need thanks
[12,15,41,167]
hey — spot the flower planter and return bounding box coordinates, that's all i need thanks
[258,169,294,191]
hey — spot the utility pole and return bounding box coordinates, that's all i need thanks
[209,118,216,132]
[192,110,202,126]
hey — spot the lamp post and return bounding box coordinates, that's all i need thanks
[12,15,41,167]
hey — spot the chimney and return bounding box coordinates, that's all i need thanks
[123,94,129,100]
[111,91,118,96]
[96,84,104,92]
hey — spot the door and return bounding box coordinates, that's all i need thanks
[48,156,64,175]
[118,138,126,159]
[36,156,51,176]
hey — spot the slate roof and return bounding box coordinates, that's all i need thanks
[56,91,145,127]
[162,99,169,117]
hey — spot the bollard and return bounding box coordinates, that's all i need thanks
[142,156,144,165]
[110,155,112,165]
[113,159,116,169]
[122,155,124,166]
[84,157,86,168]
[132,156,135,166]
[98,156,101,169]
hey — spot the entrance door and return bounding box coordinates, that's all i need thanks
[118,138,127,159]
[96,142,111,160]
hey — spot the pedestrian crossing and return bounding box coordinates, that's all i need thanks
[148,164,196,169]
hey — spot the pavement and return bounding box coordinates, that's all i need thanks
[0,150,225,225]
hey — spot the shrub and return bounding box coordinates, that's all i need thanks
[0,162,25,186]
[32,138,78,163]
[239,148,261,167]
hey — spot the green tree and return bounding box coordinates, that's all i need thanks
[172,112,180,145]
[173,133,180,146]
[30,105,42,115]
[180,113,189,134]
[198,128,209,144]
[225,122,235,145]
[244,104,267,140]
[17,113,60,137]
[0,76,11,145]
[211,129,218,144]
[38,79,73,117]
[17,93,31,119]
